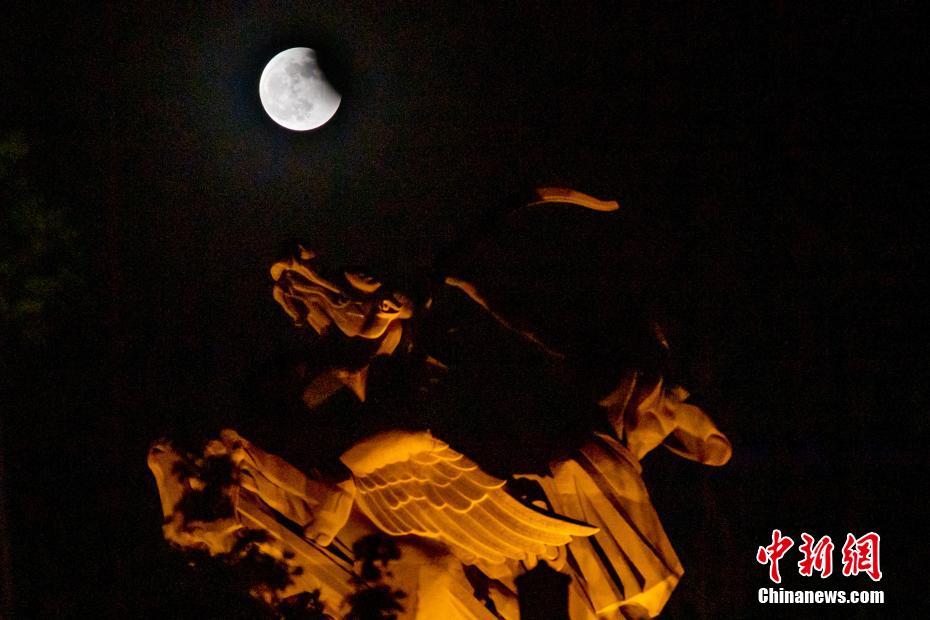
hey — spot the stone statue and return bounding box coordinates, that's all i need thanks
[149,188,731,618]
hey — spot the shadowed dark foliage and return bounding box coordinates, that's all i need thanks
[170,451,239,525]
[345,535,406,620]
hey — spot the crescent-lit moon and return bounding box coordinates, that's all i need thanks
[259,47,341,131]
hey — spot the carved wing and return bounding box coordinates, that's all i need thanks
[341,431,598,566]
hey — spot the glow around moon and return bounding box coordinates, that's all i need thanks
[259,47,341,131]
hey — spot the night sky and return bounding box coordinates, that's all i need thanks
[1,2,926,618]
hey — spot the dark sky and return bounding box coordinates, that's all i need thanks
[1,2,926,617]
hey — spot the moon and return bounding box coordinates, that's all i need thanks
[259,47,341,131]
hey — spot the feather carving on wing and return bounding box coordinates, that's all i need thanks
[340,430,598,567]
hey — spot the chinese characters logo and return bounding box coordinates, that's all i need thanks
[757,531,881,583]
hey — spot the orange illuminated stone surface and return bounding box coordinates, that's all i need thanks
[150,188,730,618]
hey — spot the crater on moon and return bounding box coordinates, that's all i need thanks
[259,47,341,131]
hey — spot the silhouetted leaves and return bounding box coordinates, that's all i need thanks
[161,443,411,618]
[277,590,333,619]
[170,451,239,525]
[169,527,302,616]
[344,585,405,620]
[345,534,405,620]
[226,529,295,596]
[350,534,401,583]
[163,446,301,613]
